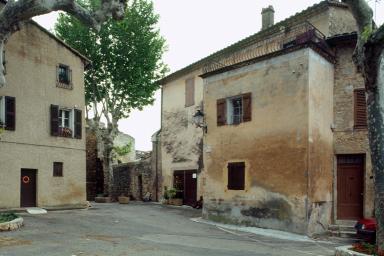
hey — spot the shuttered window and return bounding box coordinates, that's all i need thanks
[4,96,15,131]
[217,93,252,126]
[217,98,227,126]
[227,162,245,190]
[53,162,63,177]
[74,109,82,139]
[354,89,367,129]
[185,78,195,107]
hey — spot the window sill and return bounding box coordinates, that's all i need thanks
[56,82,73,90]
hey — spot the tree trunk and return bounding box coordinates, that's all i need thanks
[102,134,114,198]
[366,50,384,254]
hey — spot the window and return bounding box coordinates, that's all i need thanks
[56,64,72,89]
[53,162,63,177]
[227,162,245,190]
[50,105,82,139]
[185,77,195,107]
[354,89,367,129]
[217,93,251,126]
[228,96,243,124]
[0,96,15,131]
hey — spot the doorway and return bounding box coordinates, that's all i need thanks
[20,169,37,207]
[337,155,364,220]
[173,170,197,206]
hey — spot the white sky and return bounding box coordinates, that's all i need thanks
[33,0,384,150]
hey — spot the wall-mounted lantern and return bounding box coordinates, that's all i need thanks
[193,109,207,132]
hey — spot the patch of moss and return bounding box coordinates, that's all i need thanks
[0,213,19,223]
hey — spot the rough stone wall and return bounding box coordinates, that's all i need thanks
[86,129,104,200]
[0,22,86,208]
[112,157,155,200]
[151,131,162,201]
[333,45,374,218]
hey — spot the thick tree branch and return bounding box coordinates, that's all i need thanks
[0,0,128,87]
[343,0,383,90]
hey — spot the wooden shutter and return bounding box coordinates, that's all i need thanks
[74,109,82,139]
[50,104,59,136]
[242,93,252,122]
[217,98,227,126]
[354,89,367,129]
[227,162,245,190]
[4,96,15,131]
[53,162,63,177]
[185,78,195,107]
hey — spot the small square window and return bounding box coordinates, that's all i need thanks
[53,162,63,177]
[58,65,70,84]
[227,162,245,190]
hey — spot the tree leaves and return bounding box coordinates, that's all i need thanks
[55,0,167,121]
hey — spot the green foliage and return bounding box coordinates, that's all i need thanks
[167,188,177,199]
[113,142,132,156]
[362,25,373,41]
[0,212,18,223]
[54,0,167,120]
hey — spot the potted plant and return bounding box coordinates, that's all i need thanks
[118,194,130,204]
[167,188,183,206]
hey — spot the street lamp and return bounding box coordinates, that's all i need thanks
[192,109,207,132]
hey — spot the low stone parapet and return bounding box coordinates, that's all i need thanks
[0,217,23,231]
[335,246,371,256]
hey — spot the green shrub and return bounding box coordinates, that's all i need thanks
[0,212,19,223]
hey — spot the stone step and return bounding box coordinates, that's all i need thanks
[330,229,357,238]
[329,224,356,232]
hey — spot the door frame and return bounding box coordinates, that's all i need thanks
[20,168,38,208]
[333,154,365,222]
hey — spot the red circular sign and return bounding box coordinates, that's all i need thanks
[22,176,30,184]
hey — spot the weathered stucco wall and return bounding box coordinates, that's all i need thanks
[0,23,87,208]
[203,49,315,234]
[160,69,204,198]
[307,50,334,235]
[333,45,374,219]
[202,48,335,235]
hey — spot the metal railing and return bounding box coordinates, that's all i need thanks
[202,22,328,74]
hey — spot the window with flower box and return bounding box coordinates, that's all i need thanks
[50,104,82,139]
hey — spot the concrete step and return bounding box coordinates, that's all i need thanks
[329,224,356,238]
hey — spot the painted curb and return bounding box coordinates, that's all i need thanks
[335,245,372,256]
[0,217,24,231]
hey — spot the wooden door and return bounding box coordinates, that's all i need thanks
[173,170,198,206]
[20,169,37,207]
[337,155,364,220]
[184,172,197,206]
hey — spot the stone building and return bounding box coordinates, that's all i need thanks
[0,20,89,209]
[159,0,373,235]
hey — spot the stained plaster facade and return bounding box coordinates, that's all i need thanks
[202,48,334,235]
[160,69,205,199]
[0,22,87,208]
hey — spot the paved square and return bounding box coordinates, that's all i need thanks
[0,203,349,256]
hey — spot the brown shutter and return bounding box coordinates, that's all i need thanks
[185,78,195,107]
[50,104,59,136]
[4,96,15,131]
[242,93,252,122]
[217,98,227,126]
[354,89,367,129]
[53,162,63,177]
[74,109,82,139]
[227,162,245,190]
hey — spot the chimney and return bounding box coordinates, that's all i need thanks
[261,5,275,30]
